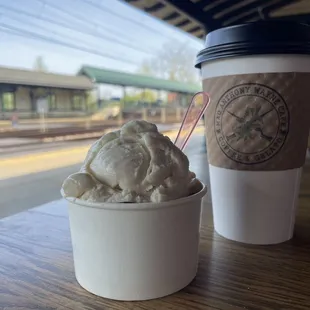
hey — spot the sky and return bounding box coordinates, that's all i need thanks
[0,0,204,75]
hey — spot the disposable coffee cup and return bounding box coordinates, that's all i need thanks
[61,182,207,301]
[196,21,310,245]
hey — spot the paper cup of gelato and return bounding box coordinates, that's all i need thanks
[62,183,206,301]
[61,120,207,300]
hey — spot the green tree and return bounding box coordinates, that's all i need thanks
[33,55,48,72]
[138,40,201,85]
[122,89,157,107]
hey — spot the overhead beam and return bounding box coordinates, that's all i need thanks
[158,0,221,31]
[225,0,297,25]
[217,0,272,23]
[206,0,245,16]
[162,12,180,21]
[145,2,165,12]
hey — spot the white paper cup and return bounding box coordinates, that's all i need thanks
[62,182,207,301]
[196,22,310,244]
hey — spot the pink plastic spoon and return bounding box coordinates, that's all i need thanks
[174,91,210,151]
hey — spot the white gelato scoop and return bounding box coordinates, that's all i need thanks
[61,120,197,203]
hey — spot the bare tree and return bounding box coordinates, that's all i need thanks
[33,55,48,72]
[138,40,201,85]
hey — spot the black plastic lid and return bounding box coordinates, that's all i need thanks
[195,21,310,68]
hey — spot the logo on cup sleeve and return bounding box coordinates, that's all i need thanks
[214,83,289,165]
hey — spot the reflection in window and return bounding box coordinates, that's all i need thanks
[72,94,83,110]
[3,92,15,111]
[48,94,56,110]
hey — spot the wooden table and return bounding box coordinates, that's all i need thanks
[1,155,310,309]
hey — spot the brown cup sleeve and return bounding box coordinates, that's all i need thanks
[203,72,310,171]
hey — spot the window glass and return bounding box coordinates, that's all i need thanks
[48,94,56,110]
[3,92,15,111]
[72,95,83,110]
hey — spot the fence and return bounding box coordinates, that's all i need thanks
[0,107,188,133]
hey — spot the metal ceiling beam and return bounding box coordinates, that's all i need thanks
[175,20,191,28]
[238,0,298,22]
[217,0,273,22]
[207,0,245,15]
[227,0,297,25]
[158,0,221,31]
[188,26,201,33]
[145,2,165,13]
[162,12,180,21]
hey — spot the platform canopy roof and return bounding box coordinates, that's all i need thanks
[0,66,93,90]
[123,0,310,39]
[79,65,200,94]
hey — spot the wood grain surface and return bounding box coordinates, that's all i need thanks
[1,154,310,310]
